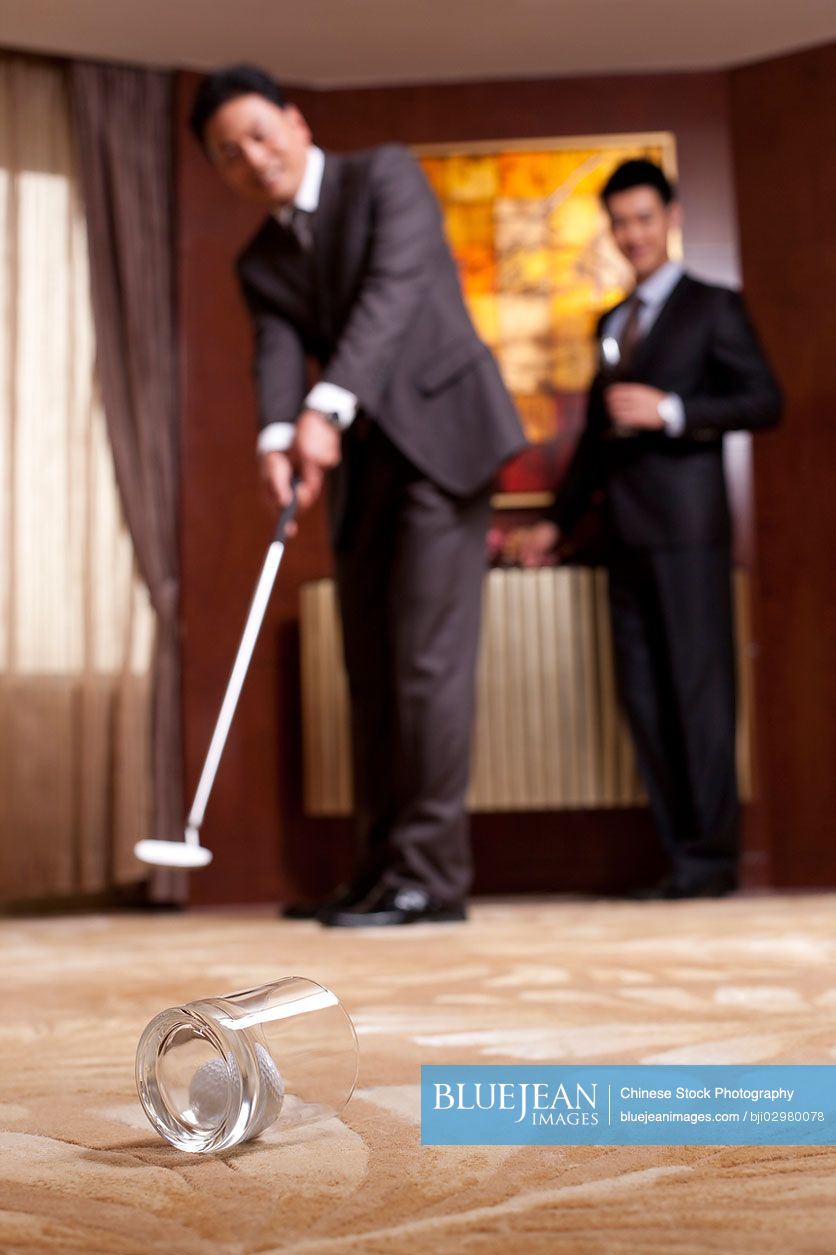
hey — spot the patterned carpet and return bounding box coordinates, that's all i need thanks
[2,896,836,1253]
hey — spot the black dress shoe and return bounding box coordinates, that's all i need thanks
[280,881,370,920]
[633,873,737,901]
[320,884,467,928]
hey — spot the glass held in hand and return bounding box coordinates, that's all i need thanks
[599,336,640,440]
[600,335,622,377]
[136,977,359,1153]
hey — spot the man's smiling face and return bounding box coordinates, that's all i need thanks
[606,184,680,282]
[204,94,311,207]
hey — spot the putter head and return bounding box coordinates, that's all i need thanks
[134,838,213,869]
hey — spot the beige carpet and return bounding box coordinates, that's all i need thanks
[2,895,836,1254]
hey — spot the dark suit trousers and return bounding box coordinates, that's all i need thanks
[333,423,490,904]
[607,545,739,883]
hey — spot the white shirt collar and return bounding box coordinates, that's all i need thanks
[634,259,683,308]
[295,144,324,213]
[274,145,324,225]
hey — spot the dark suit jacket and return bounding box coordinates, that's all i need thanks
[554,274,782,547]
[236,144,524,498]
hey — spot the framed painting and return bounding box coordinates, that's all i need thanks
[414,133,680,507]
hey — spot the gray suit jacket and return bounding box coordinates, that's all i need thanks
[236,144,525,497]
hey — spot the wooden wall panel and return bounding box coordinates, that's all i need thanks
[729,43,836,887]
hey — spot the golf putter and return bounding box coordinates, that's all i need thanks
[135,485,298,869]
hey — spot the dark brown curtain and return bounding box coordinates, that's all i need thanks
[70,63,183,858]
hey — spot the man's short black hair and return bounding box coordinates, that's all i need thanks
[601,159,675,207]
[189,64,287,144]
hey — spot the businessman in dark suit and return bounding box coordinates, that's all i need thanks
[190,66,524,926]
[518,159,781,898]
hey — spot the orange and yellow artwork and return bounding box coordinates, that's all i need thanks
[417,135,677,501]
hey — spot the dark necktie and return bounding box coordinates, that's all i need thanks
[288,206,314,254]
[604,294,645,440]
[617,294,645,371]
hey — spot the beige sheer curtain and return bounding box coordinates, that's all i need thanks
[0,54,156,902]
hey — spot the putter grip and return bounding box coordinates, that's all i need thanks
[273,482,299,545]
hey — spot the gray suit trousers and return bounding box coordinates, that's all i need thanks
[333,422,490,904]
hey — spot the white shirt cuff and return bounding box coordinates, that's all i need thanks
[658,393,686,436]
[306,382,358,431]
[256,422,295,454]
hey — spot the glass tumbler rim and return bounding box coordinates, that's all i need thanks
[135,977,359,1152]
[135,1002,251,1153]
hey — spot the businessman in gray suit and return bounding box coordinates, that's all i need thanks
[190,66,525,926]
